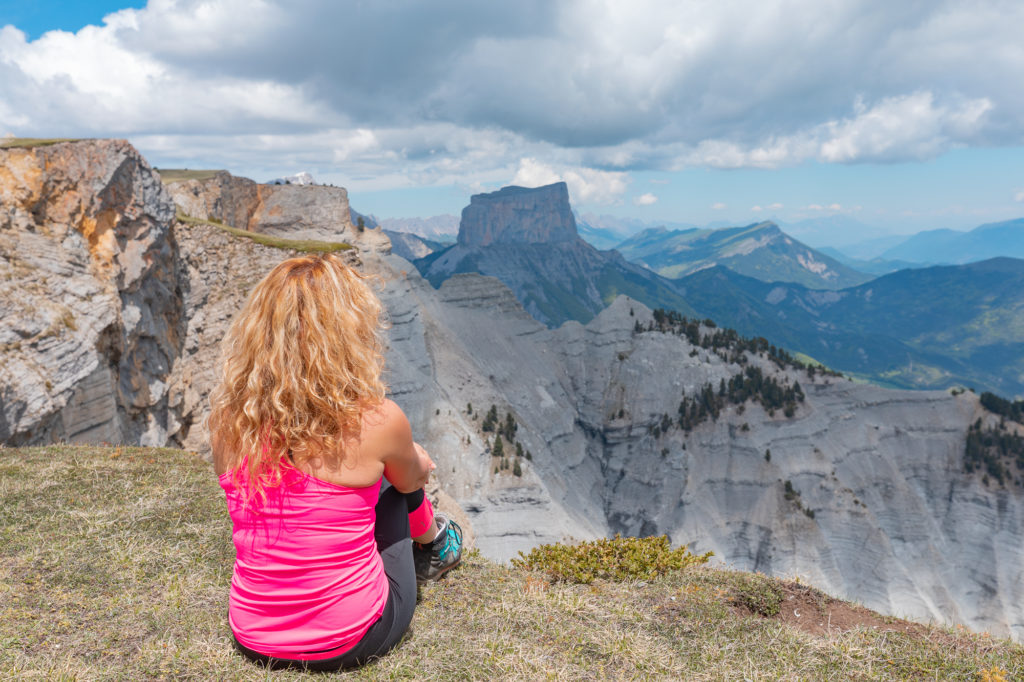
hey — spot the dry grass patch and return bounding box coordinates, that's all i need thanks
[0,138,80,149]
[176,212,352,253]
[0,444,1022,680]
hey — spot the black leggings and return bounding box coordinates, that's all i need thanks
[233,486,424,671]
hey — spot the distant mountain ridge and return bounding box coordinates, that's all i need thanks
[415,183,696,326]
[880,218,1024,264]
[378,214,460,242]
[615,221,874,289]
[674,257,1024,397]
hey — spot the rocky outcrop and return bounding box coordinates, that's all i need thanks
[166,172,391,253]
[457,183,577,246]
[416,184,694,327]
[162,170,259,231]
[0,139,184,445]
[383,230,442,261]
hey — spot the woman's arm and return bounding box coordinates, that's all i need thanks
[379,400,435,493]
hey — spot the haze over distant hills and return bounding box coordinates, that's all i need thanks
[614,222,873,289]
[674,259,1024,397]
[878,218,1024,264]
[378,214,459,242]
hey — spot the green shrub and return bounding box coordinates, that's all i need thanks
[512,534,712,584]
[730,573,783,617]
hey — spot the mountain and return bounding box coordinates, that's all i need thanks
[576,212,698,249]
[881,218,1024,264]
[614,221,874,289]
[674,259,1024,396]
[415,183,696,326]
[378,214,460,242]
[8,140,1024,641]
[384,229,448,260]
[816,246,923,276]
[576,220,630,250]
[824,233,914,260]
[777,214,898,249]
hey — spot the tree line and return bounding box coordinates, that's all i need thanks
[638,308,843,378]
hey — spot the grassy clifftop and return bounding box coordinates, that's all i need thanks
[1,445,1020,680]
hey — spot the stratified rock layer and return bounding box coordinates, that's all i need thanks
[166,172,390,252]
[0,139,184,445]
[457,183,577,246]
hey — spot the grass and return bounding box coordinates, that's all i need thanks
[1,444,1022,680]
[156,169,224,183]
[0,138,80,149]
[176,212,352,253]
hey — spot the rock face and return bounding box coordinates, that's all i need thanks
[166,173,390,252]
[368,265,1024,639]
[162,170,260,231]
[382,230,442,261]
[457,183,577,246]
[0,139,184,445]
[416,184,694,327]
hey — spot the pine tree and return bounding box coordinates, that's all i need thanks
[493,434,505,458]
[513,459,522,477]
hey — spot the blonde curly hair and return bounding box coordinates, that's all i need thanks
[208,252,388,498]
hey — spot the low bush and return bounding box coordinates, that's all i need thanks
[730,573,784,617]
[512,534,712,584]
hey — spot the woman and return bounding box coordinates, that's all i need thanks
[209,253,462,671]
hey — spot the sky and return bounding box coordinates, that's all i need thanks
[2,0,1023,240]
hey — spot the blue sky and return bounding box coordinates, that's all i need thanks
[2,1,1023,240]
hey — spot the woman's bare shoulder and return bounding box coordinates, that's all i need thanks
[361,399,412,444]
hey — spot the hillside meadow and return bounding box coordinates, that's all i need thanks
[1,444,1020,680]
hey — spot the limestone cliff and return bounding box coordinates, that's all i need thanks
[0,139,184,445]
[457,183,577,246]
[165,171,390,252]
[368,259,1024,639]
[416,183,694,327]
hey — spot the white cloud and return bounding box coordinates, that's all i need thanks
[818,92,991,163]
[0,0,1022,186]
[1015,190,1024,202]
[751,205,763,212]
[711,202,727,210]
[803,203,852,212]
[512,157,629,204]
[766,202,783,210]
[633,193,658,206]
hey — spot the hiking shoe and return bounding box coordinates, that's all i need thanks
[414,514,463,585]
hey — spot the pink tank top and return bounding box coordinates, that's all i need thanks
[219,464,388,660]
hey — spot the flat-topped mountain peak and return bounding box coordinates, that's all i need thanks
[457,182,577,246]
